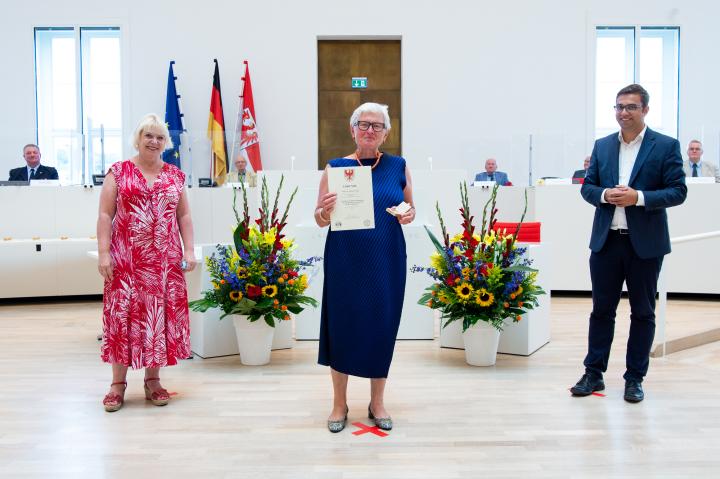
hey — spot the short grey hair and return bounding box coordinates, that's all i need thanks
[349,102,391,131]
[131,113,173,151]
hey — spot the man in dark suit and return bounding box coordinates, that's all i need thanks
[573,156,591,179]
[8,144,59,181]
[474,158,510,185]
[571,84,687,403]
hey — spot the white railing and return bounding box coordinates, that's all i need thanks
[656,230,720,357]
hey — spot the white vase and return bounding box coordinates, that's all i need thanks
[271,315,294,350]
[232,315,274,365]
[462,320,501,366]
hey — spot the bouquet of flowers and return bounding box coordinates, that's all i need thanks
[414,182,544,331]
[189,176,320,326]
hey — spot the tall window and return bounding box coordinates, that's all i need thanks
[595,26,679,140]
[35,27,122,184]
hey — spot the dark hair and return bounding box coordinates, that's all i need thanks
[616,84,649,107]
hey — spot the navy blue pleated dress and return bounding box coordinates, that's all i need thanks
[318,154,408,378]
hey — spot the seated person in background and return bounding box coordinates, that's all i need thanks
[226,155,254,183]
[573,156,591,179]
[682,140,720,182]
[8,144,59,181]
[474,158,510,185]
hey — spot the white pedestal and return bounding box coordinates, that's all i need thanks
[439,243,551,356]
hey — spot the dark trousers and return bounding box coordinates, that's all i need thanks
[584,230,663,382]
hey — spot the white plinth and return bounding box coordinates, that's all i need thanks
[439,243,551,356]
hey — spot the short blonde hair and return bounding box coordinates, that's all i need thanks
[131,113,173,151]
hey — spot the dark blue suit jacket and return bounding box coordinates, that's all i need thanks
[581,128,687,259]
[8,164,59,181]
[474,171,509,185]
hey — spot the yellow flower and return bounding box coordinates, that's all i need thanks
[430,252,445,271]
[513,286,523,296]
[454,282,474,301]
[281,238,294,249]
[229,290,243,302]
[278,277,285,284]
[213,282,220,290]
[262,285,278,298]
[476,288,494,307]
[262,228,277,246]
[450,233,463,244]
[461,267,471,279]
[236,267,248,279]
[483,231,496,246]
[299,274,308,289]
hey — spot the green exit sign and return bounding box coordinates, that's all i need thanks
[351,77,368,89]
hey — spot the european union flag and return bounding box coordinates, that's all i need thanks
[162,61,183,167]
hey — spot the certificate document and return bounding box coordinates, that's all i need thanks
[326,166,375,231]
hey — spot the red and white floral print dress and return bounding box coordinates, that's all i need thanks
[101,160,190,369]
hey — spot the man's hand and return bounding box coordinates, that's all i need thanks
[604,186,638,207]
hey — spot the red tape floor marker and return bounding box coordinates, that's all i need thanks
[351,422,388,437]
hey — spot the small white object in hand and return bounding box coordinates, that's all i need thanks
[386,201,412,216]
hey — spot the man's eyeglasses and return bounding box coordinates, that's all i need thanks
[614,104,643,112]
[354,121,386,132]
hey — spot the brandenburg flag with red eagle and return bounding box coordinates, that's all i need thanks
[207,59,228,185]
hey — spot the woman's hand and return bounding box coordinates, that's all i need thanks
[183,251,198,272]
[397,207,415,225]
[318,192,338,220]
[98,252,113,281]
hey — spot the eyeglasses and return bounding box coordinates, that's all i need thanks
[613,104,643,112]
[354,121,386,132]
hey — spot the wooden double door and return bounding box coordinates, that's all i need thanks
[317,40,401,168]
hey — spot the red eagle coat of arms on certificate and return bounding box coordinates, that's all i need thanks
[344,169,355,182]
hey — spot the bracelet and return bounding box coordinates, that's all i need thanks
[318,208,330,222]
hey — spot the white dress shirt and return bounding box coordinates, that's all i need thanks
[600,126,647,230]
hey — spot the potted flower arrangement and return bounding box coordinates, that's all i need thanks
[189,176,319,365]
[414,182,545,366]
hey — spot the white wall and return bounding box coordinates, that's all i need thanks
[1,0,719,185]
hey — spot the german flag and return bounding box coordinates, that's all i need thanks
[207,59,228,185]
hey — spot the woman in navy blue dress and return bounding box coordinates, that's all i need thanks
[315,103,415,432]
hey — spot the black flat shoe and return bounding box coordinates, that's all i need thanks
[570,373,605,396]
[624,380,644,403]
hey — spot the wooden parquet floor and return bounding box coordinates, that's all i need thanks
[0,296,718,478]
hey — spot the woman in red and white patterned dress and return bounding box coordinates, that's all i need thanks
[97,114,197,412]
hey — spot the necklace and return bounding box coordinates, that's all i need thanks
[354,150,382,169]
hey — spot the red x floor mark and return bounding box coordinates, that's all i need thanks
[351,422,388,437]
[567,388,605,397]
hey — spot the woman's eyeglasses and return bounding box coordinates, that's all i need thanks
[354,121,386,132]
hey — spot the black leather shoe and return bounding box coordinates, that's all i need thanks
[624,380,644,403]
[570,373,605,396]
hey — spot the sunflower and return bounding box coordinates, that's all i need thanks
[229,290,243,302]
[262,285,278,298]
[454,282,474,301]
[475,288,494,307]
[461,267,471,280]
[236,267,248,279]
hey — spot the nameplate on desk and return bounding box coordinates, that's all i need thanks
[30,179,60,187]
[685,177,715,184]
[542,178,573,185]
[472,180,496,188]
